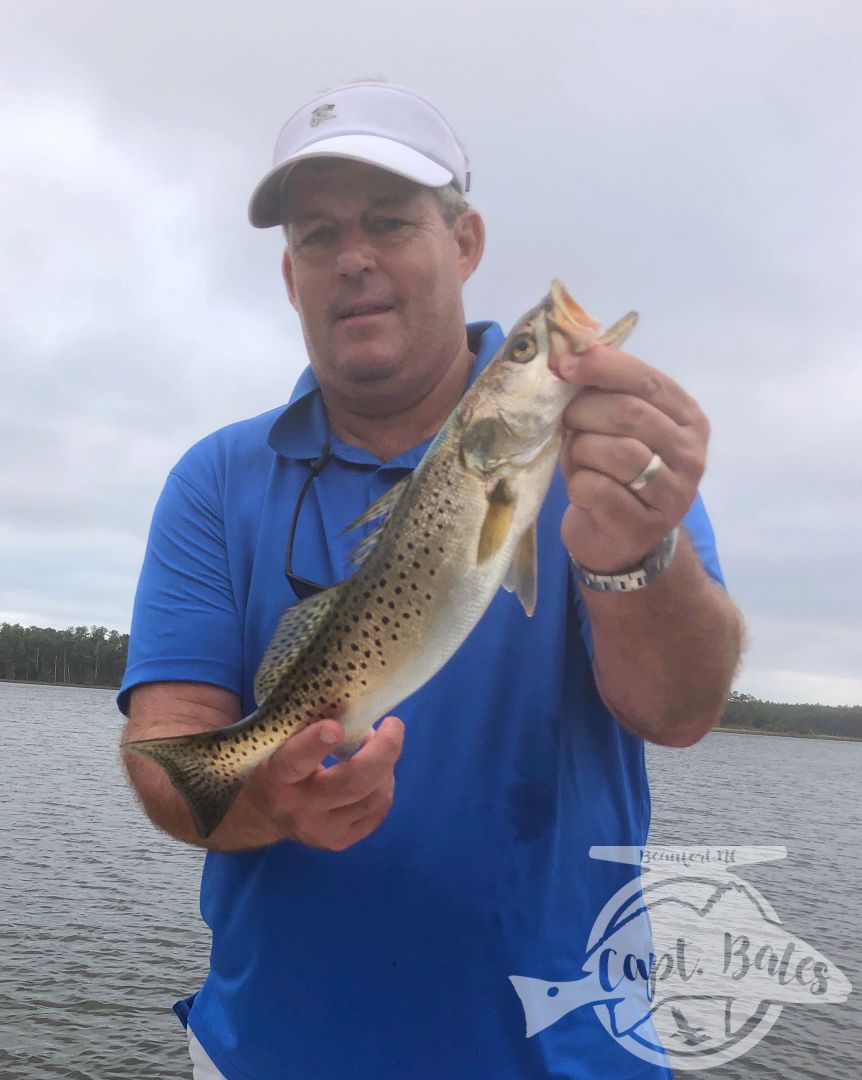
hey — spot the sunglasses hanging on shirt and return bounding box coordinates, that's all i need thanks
[283,442,331,600]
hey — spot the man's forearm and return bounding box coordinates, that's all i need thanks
[124,752,286,852]
[578,532,744,746]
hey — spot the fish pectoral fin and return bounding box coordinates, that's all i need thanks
[477,478,516,564]
[341,475,411,534]
[597,311,639,350]
[502,523,537,616]
[254,588,339,705]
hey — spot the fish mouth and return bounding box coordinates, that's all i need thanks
[546,280,601,378]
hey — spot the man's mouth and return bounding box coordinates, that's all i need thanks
[336,303,395,321]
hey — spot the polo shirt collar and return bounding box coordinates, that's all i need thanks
[268,321,503,468]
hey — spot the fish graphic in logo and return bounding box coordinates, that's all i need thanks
[310,103,336,127]
[509,846,852,1071]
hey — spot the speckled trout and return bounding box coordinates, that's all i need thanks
[123,283,637,837]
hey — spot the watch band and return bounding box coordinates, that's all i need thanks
[569,528,679,592]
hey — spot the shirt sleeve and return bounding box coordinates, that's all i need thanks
[571,491,726,662]
[117,468,243,716]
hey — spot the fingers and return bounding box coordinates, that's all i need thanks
[266,719,344,785]
[562,432,694,519]
[559,343,706,430]
[556,342,710,573]
[315,715,405,809]
[255,716,404,851]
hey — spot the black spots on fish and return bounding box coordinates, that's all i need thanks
[376,596,384,605]
[429,568,436,577]
[352,615,360,624]
[398,571,407,581]
[361,629,370,639]
[351,643,359,652]
[388,600,396,610]
[391,633,398,641]
[397,553,404,562]
[347,661,357,671]
[363,650,371,659]
[365,612,373,620]
[378,578,387,587]
[363,591,371,600]
[324,678,333,688]
[410,583,418,592]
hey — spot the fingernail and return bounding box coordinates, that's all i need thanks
[320,726,339,745]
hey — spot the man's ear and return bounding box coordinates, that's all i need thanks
[454,209,485,284]
[282,247,299,310]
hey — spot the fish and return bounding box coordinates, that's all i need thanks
[122,282,638,838]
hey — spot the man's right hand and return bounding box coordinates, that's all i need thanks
[247,716,404,852]
[122,681,404,852]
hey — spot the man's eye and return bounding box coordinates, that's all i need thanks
[372,217,408,234]
[300,226,337,246]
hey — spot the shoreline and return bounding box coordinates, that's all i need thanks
[0,678,118,692]
[713,726,862,743]
[2,681,860,741]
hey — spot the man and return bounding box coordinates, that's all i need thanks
[120,81,743,1079]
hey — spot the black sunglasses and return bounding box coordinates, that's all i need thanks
[284,442,331,599]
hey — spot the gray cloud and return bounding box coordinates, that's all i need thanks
[2,1,860,703]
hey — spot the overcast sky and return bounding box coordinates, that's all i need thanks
[2,0,860,705]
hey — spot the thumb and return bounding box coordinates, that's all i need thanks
[266,720,344,785]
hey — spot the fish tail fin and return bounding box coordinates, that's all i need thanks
[123,720,259,839]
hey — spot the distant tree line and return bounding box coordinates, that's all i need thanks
[1,624,860,736]
[718,691,862,740]
[0,622,128,688]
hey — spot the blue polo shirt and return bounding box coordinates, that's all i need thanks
[120,322,723,1080]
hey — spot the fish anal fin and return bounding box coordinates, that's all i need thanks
[477,478,516,564]
[254,589,338,705]
[341,475,411,534]
[502,523,537,616]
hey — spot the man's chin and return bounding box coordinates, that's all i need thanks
[338,353,402,385]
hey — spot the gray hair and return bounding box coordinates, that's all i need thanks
[281,177,470,245]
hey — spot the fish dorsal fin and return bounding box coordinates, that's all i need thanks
[598,311,638,350]
[343,474,412,567]
[342,474,412,533]
[254,587,340,706]
[501,523,537,616]
[477,477,516,563]
[347,521,387,567]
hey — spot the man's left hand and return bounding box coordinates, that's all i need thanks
[557,343,710,573]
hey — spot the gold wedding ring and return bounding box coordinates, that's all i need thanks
[627,452,662,493]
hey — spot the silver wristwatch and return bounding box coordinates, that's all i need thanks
[569,528,679,593]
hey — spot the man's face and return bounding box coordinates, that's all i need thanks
[281,160,483,416]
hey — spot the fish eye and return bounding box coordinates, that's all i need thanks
[509,333,537,364]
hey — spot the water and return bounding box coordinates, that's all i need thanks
[0,682,858,1078]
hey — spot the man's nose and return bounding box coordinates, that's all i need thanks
[334,229,376,277]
